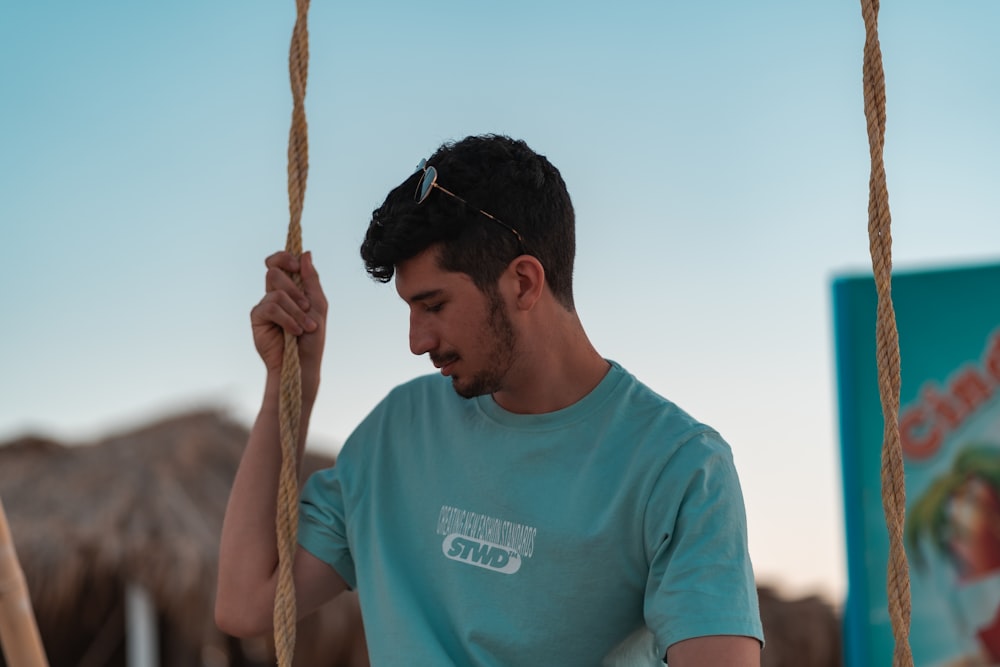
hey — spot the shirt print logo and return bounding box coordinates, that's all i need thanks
[442,534,521,573]
[436,505,537,575]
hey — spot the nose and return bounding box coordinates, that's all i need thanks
[409,311,436,356]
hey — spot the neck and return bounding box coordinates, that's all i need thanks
[491,308,610,415]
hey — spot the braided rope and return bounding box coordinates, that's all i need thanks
[859,1,912,665]
[274,1,310,666]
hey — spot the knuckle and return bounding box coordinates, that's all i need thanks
[265,250,287,264]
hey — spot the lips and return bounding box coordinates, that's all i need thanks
[432,355,459,376]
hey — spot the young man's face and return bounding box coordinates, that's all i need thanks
[395,247,516,398]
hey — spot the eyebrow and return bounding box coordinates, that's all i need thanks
[403,288,444,305]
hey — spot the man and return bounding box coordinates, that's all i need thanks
[216,135,764,665]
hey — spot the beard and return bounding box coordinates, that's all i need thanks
[451,289,517,399]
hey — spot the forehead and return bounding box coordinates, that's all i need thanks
[394,247,477,302]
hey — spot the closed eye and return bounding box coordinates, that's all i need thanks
[425,302,445,313]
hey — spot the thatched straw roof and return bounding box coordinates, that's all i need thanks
[0,409,336,654]
[758,585,843,667]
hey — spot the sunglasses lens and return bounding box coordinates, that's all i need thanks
[416,166,436,203]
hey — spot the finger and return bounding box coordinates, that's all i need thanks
[252,291,317,336]
[264,251,301,273]
[300,251,328,314]
[265,266,311,312]
[264,251,312,309]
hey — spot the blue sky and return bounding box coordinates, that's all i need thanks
[2,1,999,601]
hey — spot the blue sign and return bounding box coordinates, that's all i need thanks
[834,262,1000,667]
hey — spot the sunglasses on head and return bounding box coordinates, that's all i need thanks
[414,159,526,249]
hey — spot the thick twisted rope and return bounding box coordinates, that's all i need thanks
[859,1,912,665]
[274,1,310,666]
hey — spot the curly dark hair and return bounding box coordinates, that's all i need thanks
[360,134,576,309]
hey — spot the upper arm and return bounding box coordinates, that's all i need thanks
[215,546,349,638]
[666,635,760,667]
[295,545,351,618]
[644,434,763,651]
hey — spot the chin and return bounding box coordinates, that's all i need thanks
[450,373,498,400]
[452,379,484,400]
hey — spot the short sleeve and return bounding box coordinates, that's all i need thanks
[299,464,357,589]
[643,431,764,654]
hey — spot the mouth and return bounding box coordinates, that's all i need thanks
[432,355,459,376]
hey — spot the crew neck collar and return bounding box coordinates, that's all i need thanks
[473,360,626,431]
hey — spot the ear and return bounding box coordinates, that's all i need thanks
[506,255,545,311]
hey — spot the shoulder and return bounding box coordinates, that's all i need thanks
[337,373,460,460]
[386,372,455,404]
[605,361,729,456]
[358,372,457,422]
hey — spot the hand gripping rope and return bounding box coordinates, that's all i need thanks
[275,1,310,666]
[860,1,913,664]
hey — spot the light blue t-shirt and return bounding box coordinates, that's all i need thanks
[299,361,763,665]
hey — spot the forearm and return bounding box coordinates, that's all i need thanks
[666,635,761,667]
[216,370,315,635]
